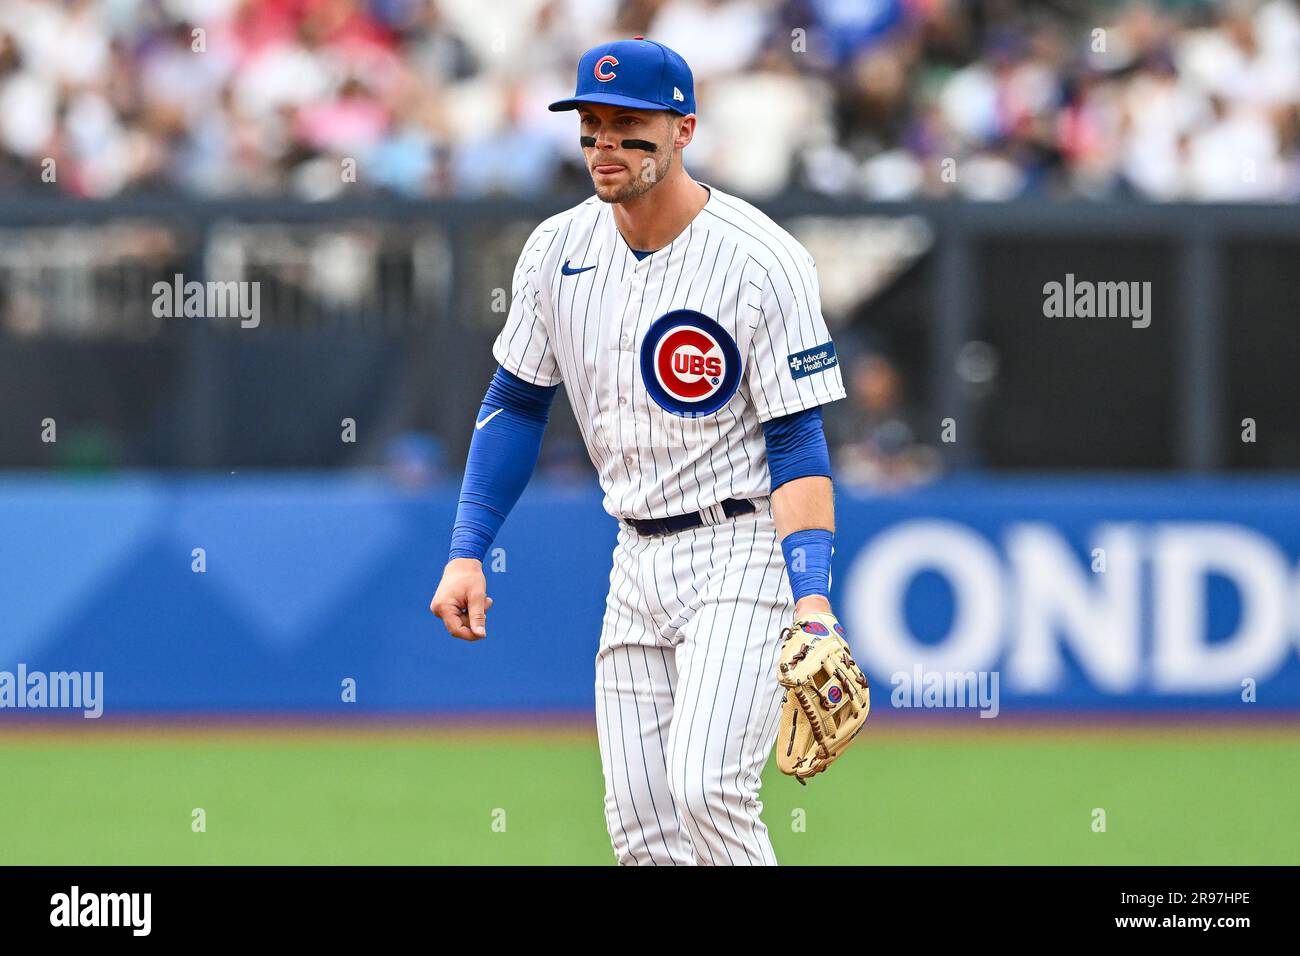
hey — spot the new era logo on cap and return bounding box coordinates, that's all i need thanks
[549,38,696,116]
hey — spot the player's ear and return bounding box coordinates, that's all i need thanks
[672,113,696,151]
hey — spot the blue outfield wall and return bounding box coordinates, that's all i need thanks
[1,474,1299,714]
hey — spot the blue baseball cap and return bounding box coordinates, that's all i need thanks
[549,37,696,116]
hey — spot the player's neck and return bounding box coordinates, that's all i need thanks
[611,166,709,253]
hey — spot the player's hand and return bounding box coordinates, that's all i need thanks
[430,558,494,641]
[793,594,832,620]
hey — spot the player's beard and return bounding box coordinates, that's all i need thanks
[593,147,674,204]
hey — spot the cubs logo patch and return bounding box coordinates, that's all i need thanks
[825,685,843,706]
[801,621,830,636]
[639,310,742,417]
[594,55,618,81]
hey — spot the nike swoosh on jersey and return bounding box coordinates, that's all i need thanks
[561,260,596,276]
[475,408,504,430]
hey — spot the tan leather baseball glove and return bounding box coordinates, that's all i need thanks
[775,611,871,784]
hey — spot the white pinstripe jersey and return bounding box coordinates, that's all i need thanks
[492,185,846,521]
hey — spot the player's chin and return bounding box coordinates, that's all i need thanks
[592,177,650,204]
[590,168,629,199]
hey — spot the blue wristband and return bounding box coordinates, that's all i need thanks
[781,528,833,603]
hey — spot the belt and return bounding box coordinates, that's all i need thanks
[626,497,757,537]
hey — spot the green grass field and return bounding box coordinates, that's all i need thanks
[1,725,1296,865]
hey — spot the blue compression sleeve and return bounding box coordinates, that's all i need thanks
[762,407,831,491]
[448,366,559,561]
[763,408,834,601]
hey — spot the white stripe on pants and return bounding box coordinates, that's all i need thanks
[595,501,793,865]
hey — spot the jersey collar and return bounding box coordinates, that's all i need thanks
[607,181,715,267]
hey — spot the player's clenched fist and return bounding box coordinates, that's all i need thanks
[429,558,494,641]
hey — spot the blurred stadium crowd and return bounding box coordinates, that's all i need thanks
[0,0,1296,202]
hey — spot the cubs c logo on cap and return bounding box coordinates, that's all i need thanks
[640,310,741,417]
[594,55,618,81]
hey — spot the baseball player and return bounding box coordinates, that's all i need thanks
[430,37,847,866]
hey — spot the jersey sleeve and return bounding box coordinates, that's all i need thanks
[745,251,847,423]
[492,227,563,387]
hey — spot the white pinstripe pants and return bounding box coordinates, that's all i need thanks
[595,499,793,866]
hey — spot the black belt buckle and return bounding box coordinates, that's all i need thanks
[628,497,756,537]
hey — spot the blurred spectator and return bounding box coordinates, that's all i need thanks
[0,0,1294,201]
[832,349,939,490]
